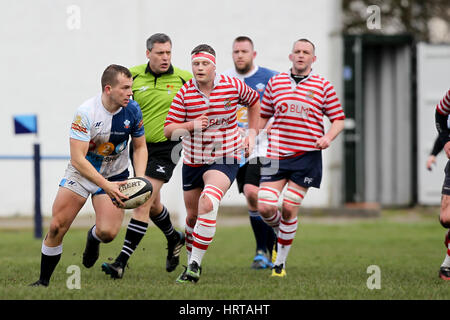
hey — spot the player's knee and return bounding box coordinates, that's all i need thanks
[440,199,450,228]
[257,186,280,216]
[199,195,214,213]
[243,186,259,208]
[440,215,450,228]
[198,185,222,219]
[48,219,69,240]
[95,228,116,243]
[283,186,306,207]
[257,202,275,218]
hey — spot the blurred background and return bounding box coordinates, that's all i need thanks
[1,0,449,229]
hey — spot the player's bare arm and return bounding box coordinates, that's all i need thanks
[69,138,128,207]
[245,100,261,157]
[131,135,148,177]
[315,119,345,150]
[164,113,208,139]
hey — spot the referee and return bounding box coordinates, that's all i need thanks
[102,33,192,279]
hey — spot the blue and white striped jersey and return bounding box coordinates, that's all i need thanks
[69,93,144,178]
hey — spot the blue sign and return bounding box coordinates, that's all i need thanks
[14,114,38,134]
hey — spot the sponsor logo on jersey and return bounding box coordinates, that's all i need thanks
[124,120,130,129]
[167,84,174,95]
[278,102,310,117]
[156,165,166,173]
[256,83,266,93]
[94,121,103,128]
[71,115,87,133]
[115,140,127,154]
[139,86,149,92]
[306,90,314,101]
[236,106,248,124]
[97,142,114,156]
[138,119,143,129]
[224,98,232,110]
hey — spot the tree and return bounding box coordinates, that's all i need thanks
[342,0,450,43]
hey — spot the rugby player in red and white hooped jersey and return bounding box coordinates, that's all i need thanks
[164,44,261,283]
[434,88,450,280]
[257,39,345,277]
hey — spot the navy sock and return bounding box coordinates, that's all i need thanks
[40,253,61,284]
[116,218,148,265]
[151,206,178,243]
[249,210,268,253]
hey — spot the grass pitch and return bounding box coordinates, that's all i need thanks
[0,211,449,300]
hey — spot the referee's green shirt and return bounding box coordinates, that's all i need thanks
[130,64,192,143]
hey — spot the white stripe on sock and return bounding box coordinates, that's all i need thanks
[41,243,63,256]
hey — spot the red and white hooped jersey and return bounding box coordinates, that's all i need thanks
[436,89,450,116]
[165,74,259,165]
[261,71,345,159]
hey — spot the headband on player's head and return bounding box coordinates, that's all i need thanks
[191,51,216,65]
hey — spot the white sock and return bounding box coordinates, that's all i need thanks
[189,217,216,266]
[274,217,298,267]
[441,243,450,268]
[91,225,102,242]
[261,210,281,235]
[41,242,63,256]
[185,218,195,264]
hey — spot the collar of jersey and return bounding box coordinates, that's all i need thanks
[192,73,220,94]
[288,68,313,84]
[145,63,174,77]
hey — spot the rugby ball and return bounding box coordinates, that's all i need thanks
[116,177,152,209]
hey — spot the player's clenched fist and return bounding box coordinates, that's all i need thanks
[315,135,331,149]
[192,113,209,131]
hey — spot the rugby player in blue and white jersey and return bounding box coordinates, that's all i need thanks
[30,64,148,287]
[222,36,278,269]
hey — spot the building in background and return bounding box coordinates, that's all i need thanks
[2,0,449,222]
[0,0,343,222]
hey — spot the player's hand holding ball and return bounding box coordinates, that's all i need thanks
[110,177,153,209]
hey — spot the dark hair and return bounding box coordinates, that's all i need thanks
[191,44,216,57]
[295,38,315,53]
[146,33,172,51]
[233,36,254,49]
[101,64,132,91]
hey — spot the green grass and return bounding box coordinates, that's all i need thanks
[0,217,449,300]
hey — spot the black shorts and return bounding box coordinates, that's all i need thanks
[260,151,322,189]
[130,140,182,183]
[182,158,240,191]
[442,160,450,195]
[236,157,262,193]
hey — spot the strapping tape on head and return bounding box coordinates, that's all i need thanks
[191,51,216,65]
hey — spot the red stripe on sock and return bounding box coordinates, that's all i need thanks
[260,187,279,197]
[281,219,298,226]
[279,229,297,234]
[202,190,222,201]
[278,238,294,245]
[198,217,216,225]
[206,185,224,196]
[193,232,213,242]
[193,241,209,250]
[287,187,304,198]
[283,199,301,206]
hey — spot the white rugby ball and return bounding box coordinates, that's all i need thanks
[117,177,152,209]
